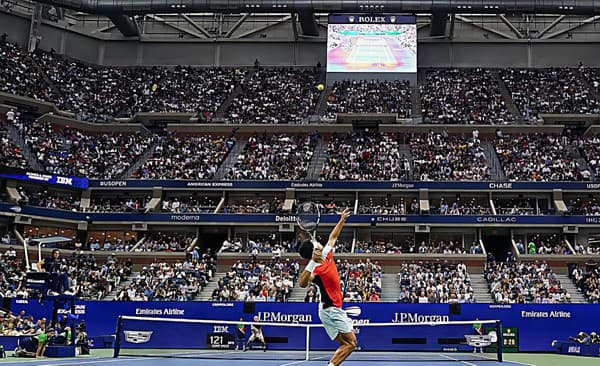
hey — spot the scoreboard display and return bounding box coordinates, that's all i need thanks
[485,327,519,353]
[206,333,236,349]
[327,14,417,73]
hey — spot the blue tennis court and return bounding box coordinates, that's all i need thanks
[0,350,535,366]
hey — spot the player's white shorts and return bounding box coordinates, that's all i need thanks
[248,332,265,343]
[319,305,354,340]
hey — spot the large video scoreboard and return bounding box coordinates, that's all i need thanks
[327,14,417,73]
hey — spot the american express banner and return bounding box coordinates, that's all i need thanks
[88,180,600,190]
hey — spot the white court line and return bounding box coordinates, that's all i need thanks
[470,353,536,366]
[0,355,111,365]
[440,354,478,366]
[279,355,328,366]
[44,357,156,366]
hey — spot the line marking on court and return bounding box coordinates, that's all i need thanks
[44,357,155,366]
[440,354,478,366]
[279,355,328,366]
[0,356,111,365]
[472,353,536,366]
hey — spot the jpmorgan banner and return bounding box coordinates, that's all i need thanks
[10,300,600,352]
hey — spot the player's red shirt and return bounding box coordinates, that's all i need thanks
[313,248,342,308]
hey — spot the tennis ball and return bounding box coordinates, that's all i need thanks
[317,84,325,91]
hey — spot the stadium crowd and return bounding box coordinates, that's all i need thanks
[485,261,570,303]
[410,133,489,181]
[421,69,514,124]
[210,258,298,302]
[33,51,244,121]
[162,195,219,213]
[321,132,409,180]
[136,232,195,252]
[0,41,54,102]
[18,120,155,179]
[577,136,600,180]
[227,68,321,124]
[340,259,383,302]
[430,197,491,215]
[86,195,150,213]
[17,186,80,211]
[571,265,600,303]
[501,68,600,122]
[397,261,474,303]
[358,197,419,215]
[566,197,600,215]
[226,134,315,180]
[223,196,285,214]
[494,133,589,181]
[132,133,234,180]
[116,254,215,301]
[0,119,28,170]
[325,80,411,118]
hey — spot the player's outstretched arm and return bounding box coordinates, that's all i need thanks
[299,249,323,287]
[299,270,314,288]
[327,208,351,248]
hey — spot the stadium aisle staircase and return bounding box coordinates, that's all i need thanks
[398,144,414,179]
[381,273,400,302]
[492,70,523,123]
[314,85,331,117]
[288,281,308,302]
[556,274,587,303]
[410,85,421,121]
[567,144,593,178]
[3,121,45,172]
[122,138,161,179]
[196,271,227,301]
[306,138,327,180]
[213,140,247,180]
[106,272,138,300]
[481,141,506,181]
[470,274,495,303]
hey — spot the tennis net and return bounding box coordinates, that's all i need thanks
[114,315,503,362]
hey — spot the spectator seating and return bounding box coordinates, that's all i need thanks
[321,132,409,181]
[132,133,234,180]
[226,134,315,180]
[494,133,588,181]
[410,133,489,181]
[397,262,474,303]
[325,80,411,118]
[502,68,600,122]
[485,261,570,303]
[211,258,298,301]
[227,68,321,124]
[421,69,514,124]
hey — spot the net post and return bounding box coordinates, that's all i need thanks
[495,320,503,362]
[305,325,310,361]
[113,315,123,358]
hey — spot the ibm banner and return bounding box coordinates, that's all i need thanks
[11,300,600,352]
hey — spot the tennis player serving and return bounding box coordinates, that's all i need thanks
[298,208,356,366]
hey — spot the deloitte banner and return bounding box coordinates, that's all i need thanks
[2,204,600,226]
[10,300,600,352]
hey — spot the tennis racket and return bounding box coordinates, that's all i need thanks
[296,201,320,242]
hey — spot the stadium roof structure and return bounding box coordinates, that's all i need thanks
[25,0,600,38]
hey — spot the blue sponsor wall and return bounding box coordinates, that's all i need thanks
[9,300,600,352]
[2,203,600,225]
